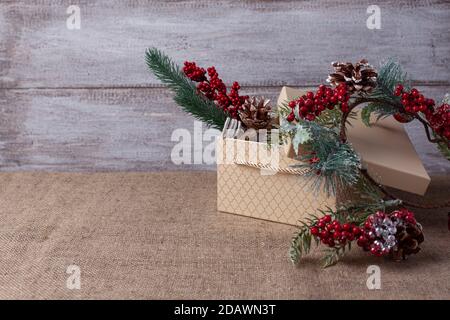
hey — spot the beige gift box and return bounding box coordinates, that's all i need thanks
[217,87,431,226]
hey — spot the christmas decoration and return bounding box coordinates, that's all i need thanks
[357,209,424,260]
[146,48,449,268]
[286,83,350,122]
[327,59,378,93]
[183,62,249,119]
[145,48,228,129]
[238,96,273,130]
[283,59,449,267]
[310,214,361,247]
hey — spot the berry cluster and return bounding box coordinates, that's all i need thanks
[394,84,450,140]
[428,103,450,140]
[183,61,207,82]
[286,83,350,122]
[309,215,361,248]
[356,209,416,257]
[183,62,248,118]
[394,85,435,115]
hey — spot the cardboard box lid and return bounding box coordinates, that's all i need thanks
[277,86,431,195]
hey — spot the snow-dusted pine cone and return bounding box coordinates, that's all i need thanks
[327,59,377,93]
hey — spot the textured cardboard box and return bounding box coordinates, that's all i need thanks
[216,137,340,226]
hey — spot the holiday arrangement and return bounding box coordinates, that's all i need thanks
[146,48,449,267]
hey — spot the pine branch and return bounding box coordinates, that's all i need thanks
[361,58,408,126]
[322,246,346,268]
[290,208,358,266]
[145,48,228,130]
[361,102,396,126]
[289,214,321,264]
[290,120,361,196]
[316,108,357,128]
[371,58,409,104]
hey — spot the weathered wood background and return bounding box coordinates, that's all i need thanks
[1,0,450,173]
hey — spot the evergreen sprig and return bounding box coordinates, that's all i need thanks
[290,207,357,267]
[361,58,408,126]
[290,198,401,267]
[321,244,351,268]
[145,48,228,130]
[289,213,320,265]
[290,120,361,195]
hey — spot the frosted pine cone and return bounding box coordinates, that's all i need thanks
[327,59,377,93]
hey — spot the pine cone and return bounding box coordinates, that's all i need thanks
[238,96,273,130]
[327,59,377,93]
[391,223,425,261]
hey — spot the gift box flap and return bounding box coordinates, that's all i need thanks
[277,86,431,195]
[346,110,430,195]
[277,86,304,107]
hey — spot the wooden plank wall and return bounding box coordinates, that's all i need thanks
[1,0,449,173]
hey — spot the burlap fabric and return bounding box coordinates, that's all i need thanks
[0,172,448,299]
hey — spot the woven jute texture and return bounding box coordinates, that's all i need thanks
[0,172,448,299]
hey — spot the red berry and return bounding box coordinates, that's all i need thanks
[310,227,319,236]
[317,221,325,229]
[286,112,295,122]
[342,223,351,231]
[320,230,329,239]
[352,227,361,236]
[288,101,296,108]
[330,96,337,104]
[306,92,314,100]
[396,84,404,92]
[323,215,332,223]
[357,236,367,247]
[417,96,425,104]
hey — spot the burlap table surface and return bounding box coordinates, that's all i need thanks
[0,171,448,299]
